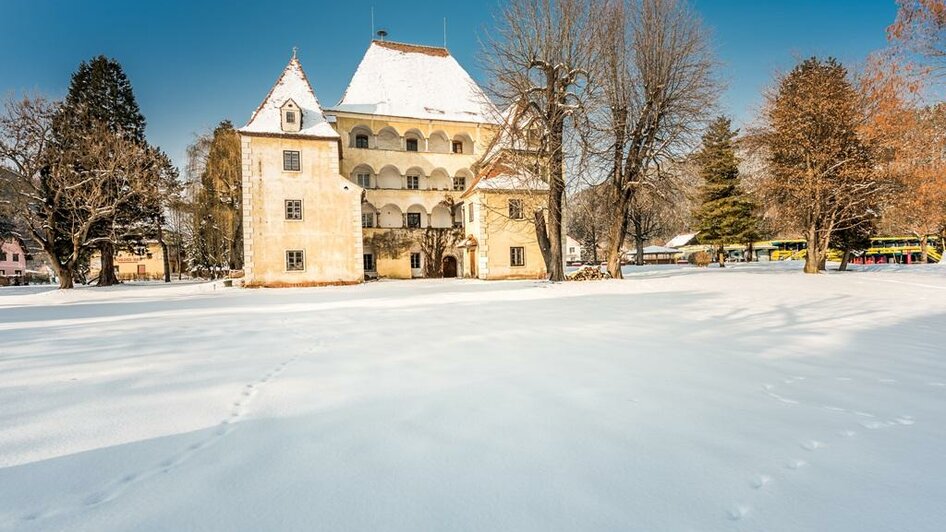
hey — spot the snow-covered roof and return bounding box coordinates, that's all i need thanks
[626,246,682,255]
[240,55,338,138]
[666,233,698,248]
[469,174,549,195]
[329,41,499,124]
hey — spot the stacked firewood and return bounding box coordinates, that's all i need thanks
[566,266,611,281]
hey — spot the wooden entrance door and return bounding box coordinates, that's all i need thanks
[442,256,458,278]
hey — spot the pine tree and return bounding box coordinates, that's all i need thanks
[692,116,758,267]
[54,55,149,286]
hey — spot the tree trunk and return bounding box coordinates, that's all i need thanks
[633,218,645,266]
[920,234,928,264]
[176,232,184,280]
[717,245,726,268]
[158,224,171,283]
[605,189,631,279]
[745,242,754,262]
[97,241,120,286]
[804,227,820,274]
[51,261,75,289]
[839,249,851,272]
[534,209,553,276]
[547,119,565,281]
[940,229,946,264]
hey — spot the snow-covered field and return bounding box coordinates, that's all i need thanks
[1,262,944,531]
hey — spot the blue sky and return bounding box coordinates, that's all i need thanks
[0,0,899,170]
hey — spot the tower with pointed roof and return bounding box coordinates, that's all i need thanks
[238,54,364,287]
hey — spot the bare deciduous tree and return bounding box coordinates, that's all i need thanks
[588,0,718,278]
[483,0,594,281]
[0,94,161,288]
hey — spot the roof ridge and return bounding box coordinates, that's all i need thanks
[371,40,451,57]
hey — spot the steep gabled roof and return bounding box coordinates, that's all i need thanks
[329,40,500,124]
[240,55,338,138]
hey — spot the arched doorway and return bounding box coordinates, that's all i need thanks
[442,256,458,278]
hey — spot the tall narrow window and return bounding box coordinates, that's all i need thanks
[452,141,463,154]
[355,134,369,148]
[362,212,375,228]
[508,199,524,220]
[0,251,6,261]
[406,138,419,152]
[283,150,301,171]
[510,247,525,267]
[453,176,466,191]
[407,213,422,228]
[406,175,420,190]
[285,200,302,220]
[468,204,474,222]
[410,252,421,269]
[363,253,375,272]
[286,250,305,271]
[356,173,371,188]
[285,111,296,124]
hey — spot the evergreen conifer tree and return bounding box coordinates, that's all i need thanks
[692,116,759,267]
[54,55,149,286]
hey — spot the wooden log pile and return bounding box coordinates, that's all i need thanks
[566,265,611,281]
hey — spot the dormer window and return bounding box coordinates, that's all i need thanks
[280,99,301,133]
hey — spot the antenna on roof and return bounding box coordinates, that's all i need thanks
[376,29,388,41]
[443,17,447,48]
[371,6,375,40]
[291,46,298,60]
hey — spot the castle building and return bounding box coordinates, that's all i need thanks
[239,42,550,286]
[238,54,364,287]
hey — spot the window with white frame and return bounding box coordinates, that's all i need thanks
[406,175,420,190]
[406,213,422,228]
[410,252,421,269]
[362,212,375,228]
[510,247,525,267]
[285,199,302,220]
[453,176,466,191]
[286,250,305,271]
[356,173,371,188]
[363,253,375,272]
[508,199,524,219]
[285,111,296,124]
[283,150,301,171]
